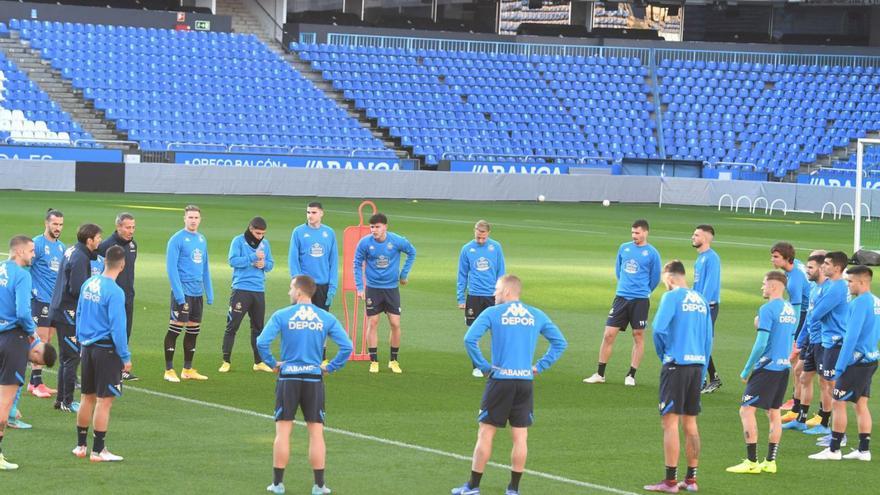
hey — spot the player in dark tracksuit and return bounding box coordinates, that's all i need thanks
[49,224,103,412]
[220,217,274,373]
[97,213,137,380]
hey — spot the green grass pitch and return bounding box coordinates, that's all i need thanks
[0,190,875,494]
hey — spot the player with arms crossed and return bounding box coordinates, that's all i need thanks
[457,220,505,378]
[585,219,661,386]
[258,276,353,495]
[809,265,879,461]
[452,274,567,495]
[726,271,796,474]
[164,205,213,382]
[353,213,416,374]
[644,260,712,493]
[0,235,57,470]
[28,209,64,397]
[72,246,132,462]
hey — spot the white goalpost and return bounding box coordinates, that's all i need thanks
[854,138,880,253]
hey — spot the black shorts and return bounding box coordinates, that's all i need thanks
[819,346,842,381]
[742,368,790,410]
[465,295,494,326]
[274,376,325,423]
[802,344,821,373]
[833,362,878,403]
[170,293,204,323]
[365,287,401,316]
[80,344,123,398]
[659,363,702,416]
[479,378,534,428]
[606,296,649,331]
[794,309,808,341]
[31,299,52,327]
[0,329,29,386]
[312,284,330,311]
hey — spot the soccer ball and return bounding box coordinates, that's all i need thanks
[537,194,546,202]
[602,199,610,207]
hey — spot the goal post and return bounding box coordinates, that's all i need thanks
[855,138,880,253]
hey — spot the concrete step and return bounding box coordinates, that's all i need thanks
[0,34,134,151]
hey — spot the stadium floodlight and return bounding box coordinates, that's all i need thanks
[854,138,880,253]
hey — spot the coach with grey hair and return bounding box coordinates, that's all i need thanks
[97,213,138,381]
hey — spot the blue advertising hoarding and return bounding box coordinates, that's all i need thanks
[175,152,415,171]
[0,145,122,163]
[449,160,570,175]
[798,174,880,189]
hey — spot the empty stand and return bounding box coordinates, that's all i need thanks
[656,54,880,179]
[11,19,393,156]
[295,41,658,166]
[0,46,90,146]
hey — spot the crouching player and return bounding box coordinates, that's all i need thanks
[258,276,353,495]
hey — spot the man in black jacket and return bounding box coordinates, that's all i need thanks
[97,213,138,381]
[49,223,102,412]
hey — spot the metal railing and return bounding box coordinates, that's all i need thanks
[439,151,619,165]
[325,33,651,63]
[164,142,392,157]
[654,47,880,68]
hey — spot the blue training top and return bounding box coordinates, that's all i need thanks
[228,234,274,292]
[797,280,826,349]
[257,303,353,375]
[749,298,797,373]
[289,224,338,300]
[166,229,213,305]
[457,238,506,304]
[0,260,36,335]
[693,248,721,304]
[31,234,66,303]
[76,275,131,363]
[652,287,714,372]
[835,292,880,377]
[353,232,416,291]
[464,301,567,380]
[811,278,848,349]
[785,260,810,312]
[614,241,661,299]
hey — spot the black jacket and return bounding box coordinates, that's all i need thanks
[98,231,137,299]
[49,242,94,322]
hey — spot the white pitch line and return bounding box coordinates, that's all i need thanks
[123,384,639,495]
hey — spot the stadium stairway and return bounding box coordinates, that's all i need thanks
[285,51,408,158]
[215,0,283,54]
[215,0,407,159]
[798,129,880,177]
[0,31,130,150]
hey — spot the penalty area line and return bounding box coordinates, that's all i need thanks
[124,384,639,495]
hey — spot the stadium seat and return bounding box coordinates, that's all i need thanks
[10,20,393,157]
